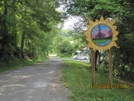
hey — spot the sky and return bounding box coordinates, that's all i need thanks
[63,16,82,30]
[56,3,113,30]
[92,24,110,35]
[56,4,82,30]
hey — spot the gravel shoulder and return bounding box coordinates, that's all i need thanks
[0,56,70,101]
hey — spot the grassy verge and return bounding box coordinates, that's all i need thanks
[0,56,49,73]
[61,58,134,101]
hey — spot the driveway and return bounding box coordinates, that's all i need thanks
[0,56,70,101]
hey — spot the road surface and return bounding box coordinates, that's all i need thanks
[0,57,70,101]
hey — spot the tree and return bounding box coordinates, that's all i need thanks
[52,29,75,56]
[0,0,61,62]
[60,0,134,82]
[56,38,75,57]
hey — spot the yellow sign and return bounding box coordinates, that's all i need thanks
[84,16,119,51]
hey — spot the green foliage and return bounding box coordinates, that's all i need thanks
[60,0,134,83]
[51,29,76,57]
[0,56,49,73]
[71,32,87,50]
[0,0,61,66]
[113,34,134,82]
[62,58,134,101]
[56,38,75,57]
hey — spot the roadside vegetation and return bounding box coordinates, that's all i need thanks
[1,0,134,90]
[0,56,49,73]
[62,58,134,101]
[0,0,61,71]
[60,0,134,84]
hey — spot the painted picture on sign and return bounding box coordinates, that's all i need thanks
[91,24,112,46]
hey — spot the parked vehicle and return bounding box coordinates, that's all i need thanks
[73,55,88,60]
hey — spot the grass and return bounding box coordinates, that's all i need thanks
[61,58,134,101]
[0,56,49,73]
[93,39,110,44]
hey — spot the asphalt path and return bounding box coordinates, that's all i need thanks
[0,57,70,101]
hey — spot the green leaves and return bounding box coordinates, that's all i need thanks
[0,0,61,61]
[60,0,134,83]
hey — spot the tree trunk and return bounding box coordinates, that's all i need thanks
[1,0,8,58]
[95,50,98,71]
[20,8,26,58]
[20,32,25,58]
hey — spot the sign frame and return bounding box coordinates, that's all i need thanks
[84,16,119,51]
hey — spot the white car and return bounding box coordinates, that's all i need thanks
[73,55,88,60]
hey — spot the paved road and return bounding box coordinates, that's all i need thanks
[0,57,70,101]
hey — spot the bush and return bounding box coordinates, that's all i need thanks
[56,39,75,57]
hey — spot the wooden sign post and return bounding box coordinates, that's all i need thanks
[91,49,96,86]
[84,16,119,88]
[109,49,113,88]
